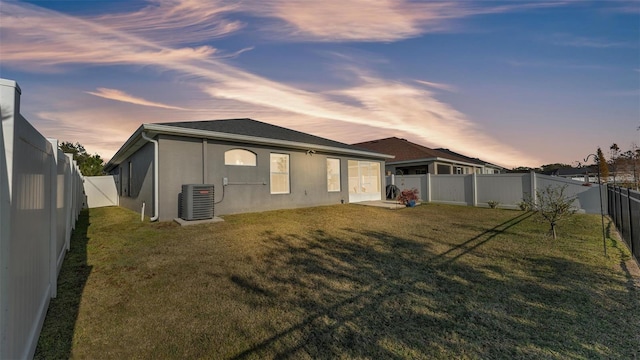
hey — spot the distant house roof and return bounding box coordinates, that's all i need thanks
[353,137,484,166]
[435,148,505,170]
[105,119,392,171]
[542,166,598,177]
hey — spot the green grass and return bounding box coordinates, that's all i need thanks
[35,204,640,359]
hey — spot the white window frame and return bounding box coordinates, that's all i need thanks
[270,153,290,194]
[348,160,382,202]
[224,149,257,166]
[327,158,341,192]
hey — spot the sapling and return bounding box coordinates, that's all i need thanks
[526,185,577,239]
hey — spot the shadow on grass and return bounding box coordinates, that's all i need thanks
[229,212,639,359]
[34,209,92,359]
[429,211,534,266]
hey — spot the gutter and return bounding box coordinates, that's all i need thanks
[141,132,159,221]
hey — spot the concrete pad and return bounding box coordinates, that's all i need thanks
[173,217,225,226]
[353,200,409,210]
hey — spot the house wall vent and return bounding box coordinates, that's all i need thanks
[181,184,214,221]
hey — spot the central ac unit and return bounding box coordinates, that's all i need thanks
[181,184,214,221]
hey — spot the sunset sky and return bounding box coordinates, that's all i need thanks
[1,0,638,168]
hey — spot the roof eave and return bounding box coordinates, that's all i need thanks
[104,125,145,172]
[105,123,393,171]
[388,157,484,167]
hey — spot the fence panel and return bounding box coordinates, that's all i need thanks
[384,172,605,214]
[476,173,529,208]
[430,175,471,205]
[631,191,640,262]
[1,79,84,360]
[608,186,640,264]
[85,176,118,208]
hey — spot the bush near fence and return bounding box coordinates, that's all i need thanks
[1,79,85,359]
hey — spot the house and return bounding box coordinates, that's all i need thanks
[433,148,505,174]
[353,137,503,175]
[542,166,601,183]
[104,119,392,221]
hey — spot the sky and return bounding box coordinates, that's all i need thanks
[0,0,638,168]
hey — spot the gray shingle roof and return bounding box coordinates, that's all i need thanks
[105,118,392,171]
[158,118,359,151]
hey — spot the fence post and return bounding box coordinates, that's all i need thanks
[627,188,634,256]
[472,173,478,207]
[65,153,73,250]
[618,186,623,235]
[426,173,431,203]
[530,171,537,206]
[0,79,18,360]
[47,139,58,299]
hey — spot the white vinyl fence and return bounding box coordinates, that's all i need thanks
[84,176,118,208]
[1,79,85,359]
[387,172,607,214]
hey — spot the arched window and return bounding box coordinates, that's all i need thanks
[224,149,257,166]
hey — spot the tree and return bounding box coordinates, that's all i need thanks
[541,163,573,172]
[610,143,620,185]
[596,147,609,183]
[509,166,541,173]
[526,185,577,239]
[59,141,105,176]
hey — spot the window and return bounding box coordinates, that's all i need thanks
[437,164,451,174]
[454,166,463,174]
[128,161,132,196]
[225,149,256,166]
[415,169,427,175]
[327,158,340,192]
[270,153,289,194]
[348,161,380,194]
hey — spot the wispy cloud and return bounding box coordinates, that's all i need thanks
[0,1,236,69]
[90,0,243,46]
[548,33,635,48]
[0,0,541,167]
[601,0,640,14]
[238,0,569,42]
[86,88,190,110]
[415,80,457,92]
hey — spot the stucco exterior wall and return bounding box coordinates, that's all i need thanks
[116,142,154,217]
[155,135,384,220]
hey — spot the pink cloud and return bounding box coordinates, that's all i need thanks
[86,88,190,110]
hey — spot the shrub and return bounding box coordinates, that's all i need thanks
[517,200,531,211]
[397,188,419,206]
[487,200,499,209]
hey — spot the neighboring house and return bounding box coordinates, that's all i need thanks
[434,148,505,174]
[542,166,599,183]
[353,137,503,175]
[104,119,392,221]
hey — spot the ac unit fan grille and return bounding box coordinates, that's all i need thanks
[181,184,214,221]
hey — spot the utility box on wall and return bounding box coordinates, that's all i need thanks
[181,184,215,220]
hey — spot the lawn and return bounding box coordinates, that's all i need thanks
[35,204,639,359]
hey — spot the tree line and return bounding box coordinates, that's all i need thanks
[510,143,639,188]
[59,141,105,176]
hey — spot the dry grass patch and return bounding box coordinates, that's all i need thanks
[36,204,640,359]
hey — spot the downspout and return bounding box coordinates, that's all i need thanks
[141,132,159,221]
